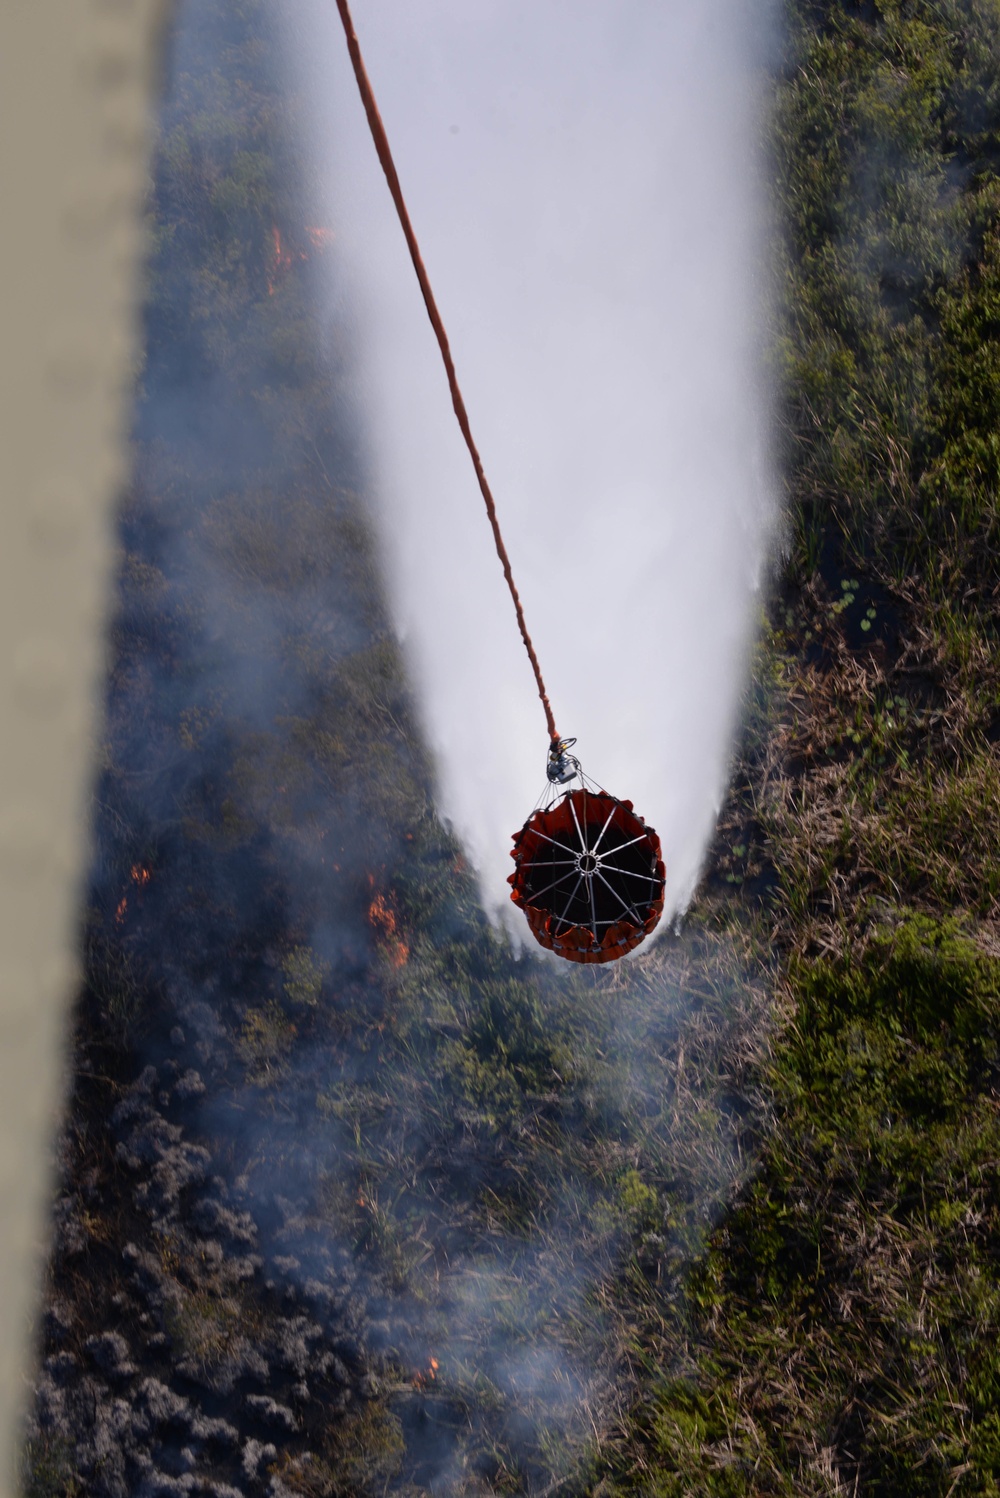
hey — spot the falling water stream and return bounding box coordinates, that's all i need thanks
[287,0,778,933]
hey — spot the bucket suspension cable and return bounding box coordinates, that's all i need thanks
[334,0,558,747]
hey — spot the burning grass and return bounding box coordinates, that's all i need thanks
[367,887,410,970]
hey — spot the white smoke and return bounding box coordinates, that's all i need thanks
[286,0,777,933]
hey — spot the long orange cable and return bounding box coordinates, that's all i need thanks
[334,0,559,745]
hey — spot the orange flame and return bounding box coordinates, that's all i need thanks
[115,896,128,926]
[267,225,294,295]
[130,864,151,887]
[412,1355,440,1389]
[268,225,328,294]
[368,893,397,939]
[367,889,409,968]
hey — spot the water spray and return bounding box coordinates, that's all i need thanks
[333,0,666,961]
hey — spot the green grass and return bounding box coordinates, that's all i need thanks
[612,3,1000,1490]
[626,918,1000,1495]
[774,0,1000,589]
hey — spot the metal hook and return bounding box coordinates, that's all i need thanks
[546,736,580,785]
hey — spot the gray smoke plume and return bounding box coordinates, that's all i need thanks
[286,0,778,930]
[21,7,782,1493]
